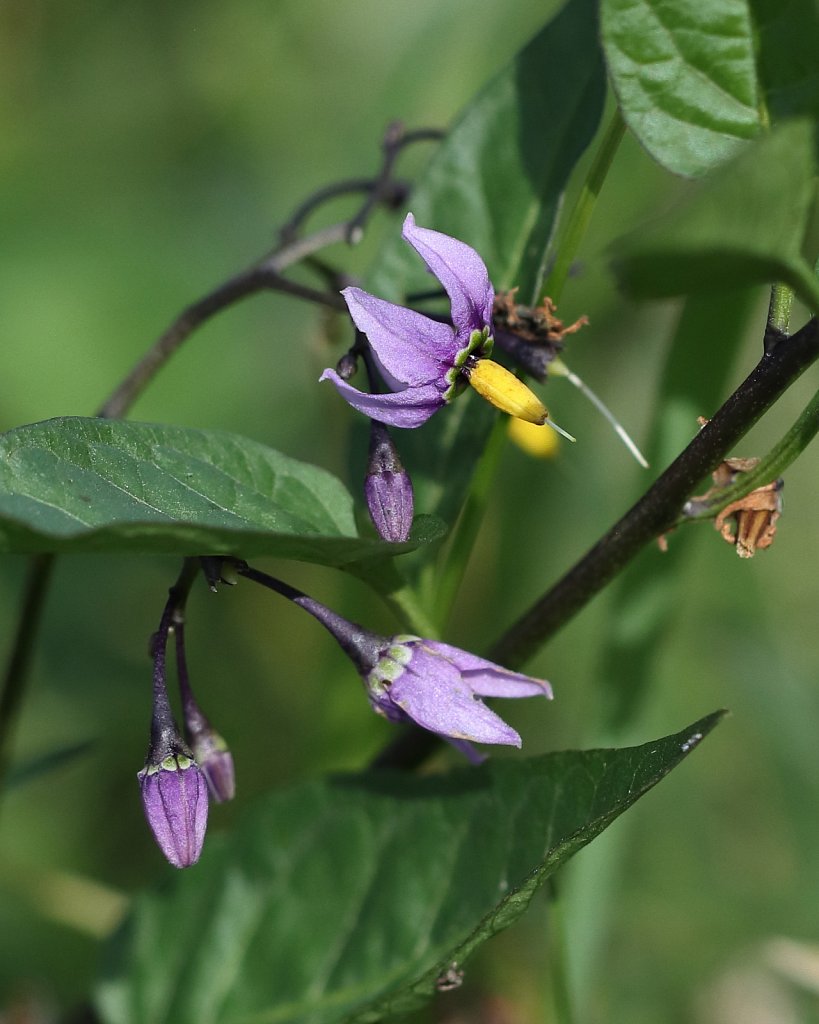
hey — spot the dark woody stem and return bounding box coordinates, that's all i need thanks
[231,562,383,672]
[488,317,819,671]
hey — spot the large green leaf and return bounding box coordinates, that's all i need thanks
[97,712,723,1024]
[602,0,761,177]
[611,119,819,310]
[367,0,606,529]
[0,417,441,564]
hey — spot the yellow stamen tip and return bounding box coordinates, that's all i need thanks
[467,358,549,425]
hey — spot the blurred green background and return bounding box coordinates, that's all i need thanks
[2,2,819,1021]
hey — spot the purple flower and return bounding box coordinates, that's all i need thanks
[365,636,552,752]
[320,214,553,430]
[138,749,208,869]
[365,420,414,542]
[232,560,553,759]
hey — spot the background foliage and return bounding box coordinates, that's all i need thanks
[2,1,819,1022]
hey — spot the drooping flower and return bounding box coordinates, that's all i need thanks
[363,635,553,751]
[231,561,552,758]
[365,419,414,542]
[320,213,556,430]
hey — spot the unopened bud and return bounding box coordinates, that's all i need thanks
[336,351,359,381]
[189,728,235,803]
[365,421,414,543]
[138,747,208,868]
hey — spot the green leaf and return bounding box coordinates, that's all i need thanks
[96,712,724,1024]
[368,0,606,527]
[0,417,442,564]
[602,0,761,177]
[611,119,819,310]
[751,0,819,121]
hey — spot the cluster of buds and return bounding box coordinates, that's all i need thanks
[138,579,235,868]
[138,559,552,867]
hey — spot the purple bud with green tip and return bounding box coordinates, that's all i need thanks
[138,601,208,868]
[365,420,414,543]
[138,746,208,869]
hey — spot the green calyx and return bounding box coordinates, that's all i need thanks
[140,752,195,778]
[367,636,419,695]
[443,328,493,403]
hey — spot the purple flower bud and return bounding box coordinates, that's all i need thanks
[137,749,208,868]
[365,420,414,543]
[173,617,236,803]
[189,728,235,803]
[335,350,359,381]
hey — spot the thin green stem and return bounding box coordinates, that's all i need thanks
[541,109,625,305]
[433,415,508,628]
[383,584,440,639]
[684,383,819,523]
[767,282,795,338]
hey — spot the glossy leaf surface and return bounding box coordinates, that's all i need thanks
[0,417,440,564]
[602,0,760,176]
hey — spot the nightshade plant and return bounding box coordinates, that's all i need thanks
[1,0,819,1021]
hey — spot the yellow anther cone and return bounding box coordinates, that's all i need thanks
[467,358,548,424]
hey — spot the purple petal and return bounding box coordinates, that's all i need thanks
[424,641,553,699]
[320,369,444,428]
[402,213,494,338]
[389,647,521,745]
[139,760,209,868]
[342,287,457,388]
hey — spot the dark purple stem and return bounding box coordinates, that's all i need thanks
[147,560,199,760]
[233,562,383,672]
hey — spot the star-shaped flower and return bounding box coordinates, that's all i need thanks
[320,213,554,430]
